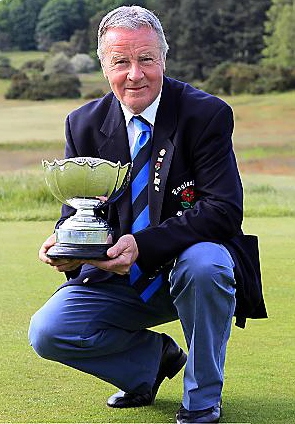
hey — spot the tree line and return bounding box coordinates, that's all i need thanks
[0,0,294,96]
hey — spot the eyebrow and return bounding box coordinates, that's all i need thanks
[110,51,159,61]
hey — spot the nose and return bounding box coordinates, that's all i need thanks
[127,61,144,81]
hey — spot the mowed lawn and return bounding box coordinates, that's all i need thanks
[0,217,294,423]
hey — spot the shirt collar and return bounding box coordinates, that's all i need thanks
[120,91,162,128]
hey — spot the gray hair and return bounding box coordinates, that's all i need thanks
[97,5,169,62]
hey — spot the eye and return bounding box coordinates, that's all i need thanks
[140,57,154,65]
[115,59,127,65]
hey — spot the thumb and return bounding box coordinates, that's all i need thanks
[106,243,121,259]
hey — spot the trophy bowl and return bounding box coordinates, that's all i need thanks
[42,157,131,259]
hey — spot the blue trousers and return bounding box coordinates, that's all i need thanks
[29,242,236,411]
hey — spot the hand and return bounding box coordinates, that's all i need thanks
[39,233,83,273]
[84,234,139,275]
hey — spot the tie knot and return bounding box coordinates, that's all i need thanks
[132,115,150,133]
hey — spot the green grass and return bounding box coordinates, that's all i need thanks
[0,73,107,144]
[223,91,295,148]
[2,50,47,69]
[1,171,294,221]
[243,173,295,217]
[0,98,85,144]
[0,218,294,423]
[0,170,60,221]
[237,144,295,161]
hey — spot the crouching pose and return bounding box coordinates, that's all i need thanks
[29,5,267,423]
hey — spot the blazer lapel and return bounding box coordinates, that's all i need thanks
[98,96,131,165]
[149,78,177,226]
[98,96,132,233]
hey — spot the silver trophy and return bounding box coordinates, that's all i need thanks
[42,157,131,259]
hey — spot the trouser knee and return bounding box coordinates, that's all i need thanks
[28,312,62,361]
[170,242,235,298]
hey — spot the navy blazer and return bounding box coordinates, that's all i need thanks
[57,76,267,328]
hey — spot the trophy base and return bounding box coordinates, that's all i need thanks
[46,243,113,260]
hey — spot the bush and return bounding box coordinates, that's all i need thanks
[83,87,106,99]
[201,62,232,95]
[203,62,295,95]
[49,41,75,58]
[226,63,259,94]
[0,55,17,79]
[202,62,258,95]
[5,72,31,99]
[43,52,75,76]
[48,30,90,58]
[70,53,96,73]
[249,66,295,94]
[5,72,81,100]
[21,59,45,72]
[43,73,81,99]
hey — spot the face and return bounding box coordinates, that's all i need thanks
[100,26,165,114]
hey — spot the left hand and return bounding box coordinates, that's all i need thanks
[84,234,139,275]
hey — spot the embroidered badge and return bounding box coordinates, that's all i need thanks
[172,181,198,213]
[154,149,167,191]
[180,187,196,209]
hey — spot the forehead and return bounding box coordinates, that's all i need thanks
[102,26,161,56]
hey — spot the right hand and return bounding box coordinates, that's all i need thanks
[39,234,83,272]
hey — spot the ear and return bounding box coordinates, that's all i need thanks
[97,49,108,79]
[162,56,166,72]
[100,62,108,79]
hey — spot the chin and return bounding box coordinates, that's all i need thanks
[124,105,144,114]
[123,95,151,114]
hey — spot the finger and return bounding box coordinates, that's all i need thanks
[53,260,82,272]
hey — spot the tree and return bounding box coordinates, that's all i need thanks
[0,0,47,50]
[153,0,271,82]
[209,0,271,65]
[0,0,11,49]
[36,0,89,51]
[153,0,181,77]
[262,0,295,67]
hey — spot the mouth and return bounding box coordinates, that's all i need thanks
[125,86,147,92]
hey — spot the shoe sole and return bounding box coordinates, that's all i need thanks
[166,349,187,379]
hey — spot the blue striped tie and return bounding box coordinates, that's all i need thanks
[129,116,163,301]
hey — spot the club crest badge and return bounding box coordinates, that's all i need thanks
[172,180,198,215]
[180,187,196,208]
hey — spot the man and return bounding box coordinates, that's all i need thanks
[29,6,267,423]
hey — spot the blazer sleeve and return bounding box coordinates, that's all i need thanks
[134,103,243,275]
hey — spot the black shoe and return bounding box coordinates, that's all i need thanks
[176,402,222,423]
[107,333,187,408]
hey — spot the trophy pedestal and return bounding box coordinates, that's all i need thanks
[47,243,112,259]
[47,212,113,260]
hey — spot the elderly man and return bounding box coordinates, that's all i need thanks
[29,6,266,423]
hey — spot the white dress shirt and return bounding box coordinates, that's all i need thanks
[120,92,161,156]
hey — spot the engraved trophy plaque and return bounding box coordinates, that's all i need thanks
[42,157,131,259]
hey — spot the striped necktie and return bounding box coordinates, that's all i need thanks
[129,116,163,301]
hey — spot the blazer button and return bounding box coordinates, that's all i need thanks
[83,277,89,283]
